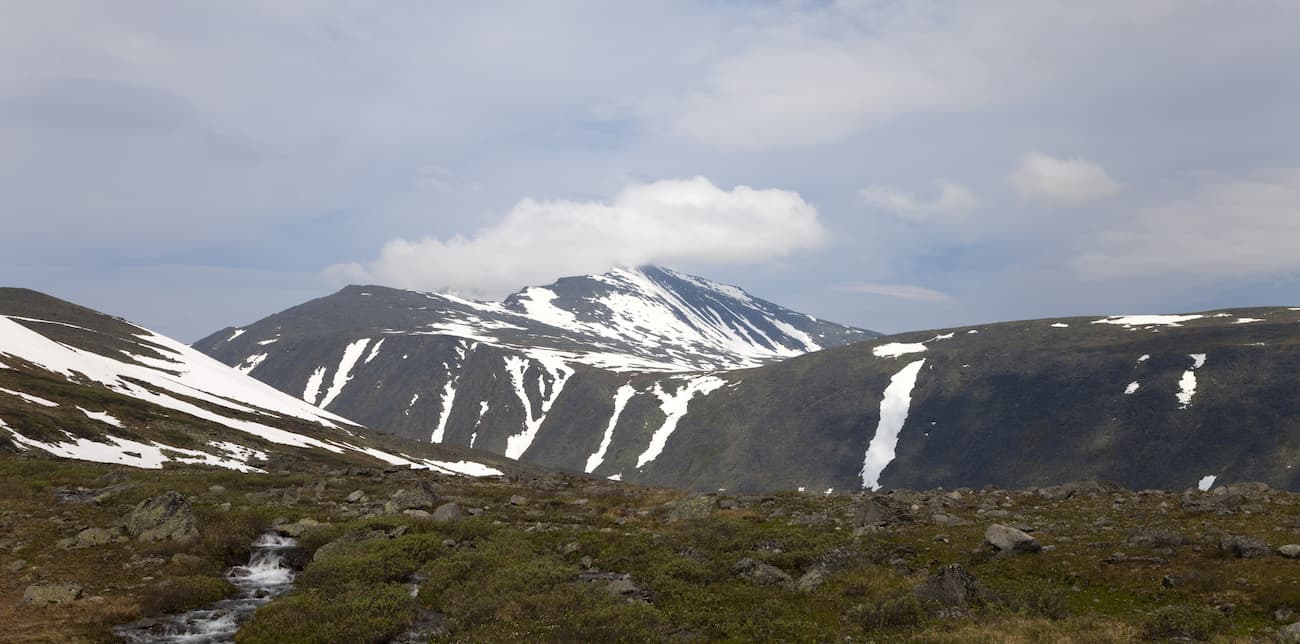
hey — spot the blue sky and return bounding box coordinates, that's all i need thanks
[2,1,1299,340]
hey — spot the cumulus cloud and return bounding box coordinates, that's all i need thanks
[831,283,954,303]
[859,181,976,221]
[330,177,826,297]
[1073,168,1300,280]
[1010,151,1121,206]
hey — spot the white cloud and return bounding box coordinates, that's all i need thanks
[331,177,826,297]
[859,181,976,221]
[1010,151,1121,206]
[1073,168,1300,280]
[832,283,953,303]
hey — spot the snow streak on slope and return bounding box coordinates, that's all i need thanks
[637,375,727,468]
[585,383,637,473]
[0,386,59,407]
[302,366,327,405]
[319,339,370,409]
[2,417,262,472]
[502,355,574,459]
[431,343,467,443]
[1177,353,1207,409]
[861,359,926,490]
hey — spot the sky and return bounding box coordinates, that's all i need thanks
[2,1,1299,341]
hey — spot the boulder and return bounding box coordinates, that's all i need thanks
[731,558,793,587]
[23,583,82,605]
[385,481,439,514]
[274,518,322,538]
[433,503,463,524]
[345,490,366,503]
[985,524,1041,555]
[1280,622,1300,644]
[1279,544,1300,559]
[1219,534,1271,559]
[796,565,831,592]
[124,492,198,542]
[914,564,986,611]
[508,495,529,506]
[56,527,123,549]
[666,495,715,523]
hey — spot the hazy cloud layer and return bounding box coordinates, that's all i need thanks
[859,182,976,222]
[333,177,825,298]
[832,283,954,304]
[2,2,1299,339]
[1010,152,1121,206]
[1073,168,1300,280]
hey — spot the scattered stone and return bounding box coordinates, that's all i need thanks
[1280,622,1300,644]
[7,559,27,573]
[345,490,366,503]
[731,558,792,587]
[605,577,640,598]
[123,492,198,542]
[432,503,463,524]
[984,524,1041,555]
[855,499,888,525]
[207,485,226,494]
[403,510,431,520]
[23,583,82,605]
[1278,544,1300,559]
[169,553,206,569]
[914,564,986,612]
[508,495,528,506]
[1125,528,1187,549]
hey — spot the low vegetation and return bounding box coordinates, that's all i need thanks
[3,453,1300,642]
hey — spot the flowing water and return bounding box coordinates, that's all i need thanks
[114,533,298,643]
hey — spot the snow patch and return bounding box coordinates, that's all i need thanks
[226,329,245,342]
[1050,323,1069,328]
[236,353,268,375]
[1124,382,1140,395]
[1138,354,1150,363]
[2,420,261,472]
[873,342,927,359]
[584,383,636,473]
[502,355,574,459]
[1092,314,1204,328]
[255,338,279,346]
[0,387,59,407]
[318,339,371,409]
[636,375,727,468]
[78,407,124,428]
[861,359,926,490]
[1233,318,1264,324]
[1198,475,1217,491]
[364,339,385,364]
[1176,354,1207,409]
[607,473,622,481]
[302,366,327,405]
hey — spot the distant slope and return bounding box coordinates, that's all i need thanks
[0,288,519,477]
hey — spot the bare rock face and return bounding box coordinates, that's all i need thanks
[124,492,198,543]
[23,583,83,605]
[984,524,1041,555]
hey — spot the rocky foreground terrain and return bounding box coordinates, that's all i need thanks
[5,453,1300,643]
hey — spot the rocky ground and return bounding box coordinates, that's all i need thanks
[3,454,1300,642]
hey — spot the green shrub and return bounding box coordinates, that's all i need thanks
[235,584,416,644]
[1139,605,1225,641]
[139,575,233,616]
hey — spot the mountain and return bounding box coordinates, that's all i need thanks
[197,270,1300,492]
[0,288,522,478]
[192,265,873,464]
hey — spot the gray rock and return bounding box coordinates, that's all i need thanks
[666,495,715,522]
[731,557,792,587]
[856,499,888,525]
[403,510,431,520]
[275,518,322,538]
[508,495,528,506]
[984,524,1041,555]
[1279,544,1300,559]
[1279,622,1300,643]
[606,577,640,598]
[796,565,831,592]
[1219,534,1271,559]
[7,559,27,573]
[432,503,463,524]
[57,527,123,549]
[346,490,366,503]
[124,492,198,543]
[385,481,438,514]
[1125,528,1186,549]
[23,583,82,605]
[914,564,986,611]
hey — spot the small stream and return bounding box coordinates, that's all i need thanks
[114,533,298,643]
